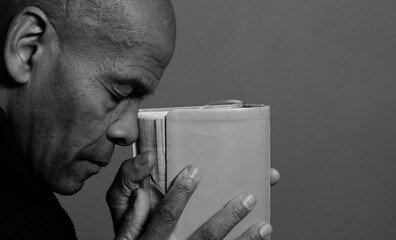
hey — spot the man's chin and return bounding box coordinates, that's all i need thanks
[52,180,85,195]
[52,160,103,195]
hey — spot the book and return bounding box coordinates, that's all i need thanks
[134,101,270,240]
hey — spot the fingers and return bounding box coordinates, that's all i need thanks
[188,193,256,240]
[106,151,156,230]
[235,222,273,240]
[270,168,280,186]
[115,188,150,240]
[140,165,201,240]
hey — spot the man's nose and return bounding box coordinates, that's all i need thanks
[106,102,139,146]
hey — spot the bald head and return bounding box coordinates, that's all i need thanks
[63,0,176,62]
[0,0,175,35]
[1,0,176,72]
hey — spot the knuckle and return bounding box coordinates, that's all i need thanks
[121,177,137,191]
[200,222,231,240]
[156,203,179,225]
[201,225,219,240]
[246,234,258,240]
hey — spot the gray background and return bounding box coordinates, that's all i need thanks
[59,0,396,239]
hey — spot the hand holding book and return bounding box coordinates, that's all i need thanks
[107,152,278,240]
[106,102,280,240]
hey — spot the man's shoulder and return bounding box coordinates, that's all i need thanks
[0,108,78,240]
[0,194,78,240]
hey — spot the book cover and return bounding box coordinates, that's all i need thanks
[135,103,270,240]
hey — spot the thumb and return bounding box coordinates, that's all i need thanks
[115,188,151,240]
[107,151,155,231]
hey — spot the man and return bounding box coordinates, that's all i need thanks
[0,0,280,239]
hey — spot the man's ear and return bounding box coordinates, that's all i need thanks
[3,7,57,84]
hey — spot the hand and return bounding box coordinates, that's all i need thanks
[107,151,280,240]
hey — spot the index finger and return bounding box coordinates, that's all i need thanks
[140,165,201,240]
[188,193,256,240]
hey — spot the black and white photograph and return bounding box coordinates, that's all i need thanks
[0,1,394,240]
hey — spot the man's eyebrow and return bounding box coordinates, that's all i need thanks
[139,42,172,68]
[111,75,155,98]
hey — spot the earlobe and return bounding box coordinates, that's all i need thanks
[3,7,52,84]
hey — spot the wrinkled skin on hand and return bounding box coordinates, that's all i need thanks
[107,151,280,240]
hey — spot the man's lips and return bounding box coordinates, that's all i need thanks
[87,159,110,167]
[77,150,113,168]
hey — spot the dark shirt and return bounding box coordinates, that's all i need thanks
[0,108,77,240]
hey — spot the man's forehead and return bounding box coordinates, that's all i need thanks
[65,0,175,64]
[68,0,175,34]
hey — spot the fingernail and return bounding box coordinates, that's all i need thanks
[259,224,272,239]
[242,193,256,209]
[136,155,148,166]
[188,166,201,180]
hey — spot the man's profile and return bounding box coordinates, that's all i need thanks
[0,0,278,239]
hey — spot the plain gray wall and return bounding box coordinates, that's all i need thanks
[59,0,396,239]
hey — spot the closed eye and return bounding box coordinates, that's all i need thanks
[109,77,155,101]
[110,91,123,102]
[130,87,155,100]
